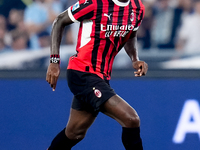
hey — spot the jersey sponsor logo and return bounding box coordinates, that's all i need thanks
[93,87,102,98]
[104,30,129,37]
[101,24,135,31]
[72,2,80,11]
[104,13,112,20]
[101,24,135,37]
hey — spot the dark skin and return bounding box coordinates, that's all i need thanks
[46,5,148,140]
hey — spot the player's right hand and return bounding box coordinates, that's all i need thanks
[46,63,60,91]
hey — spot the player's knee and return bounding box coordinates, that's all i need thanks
[65,127,86,140]
[123,114,140,128]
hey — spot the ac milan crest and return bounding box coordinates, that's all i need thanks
[94,88,102,98]
[130,11,134,22]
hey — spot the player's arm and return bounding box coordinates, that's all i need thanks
[46,9,73,91]
[51,9,73,54]
[124,31,148,77]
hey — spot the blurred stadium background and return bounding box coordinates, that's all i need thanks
[0,0,200,150]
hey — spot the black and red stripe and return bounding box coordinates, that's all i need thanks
[67,0,145,80]
[100,0,114,75]
[92,0,103,71]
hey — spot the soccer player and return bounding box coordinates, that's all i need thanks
[46,0,148,149]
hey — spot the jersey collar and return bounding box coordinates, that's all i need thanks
[112,0,130,7]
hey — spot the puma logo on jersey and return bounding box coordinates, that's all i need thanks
[84,0,89,4]
[104,13,112,20]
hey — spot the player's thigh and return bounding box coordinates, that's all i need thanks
[101,95,140,127]
[65,108,96,139]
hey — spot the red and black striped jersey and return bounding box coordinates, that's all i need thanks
[67,0,145,80]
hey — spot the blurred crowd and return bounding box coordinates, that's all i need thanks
[138,0,200,55]
[0,0,200,55]
[0,0,75,52]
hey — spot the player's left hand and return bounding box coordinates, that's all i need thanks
[46,63,60,91]
[132,61,148,77]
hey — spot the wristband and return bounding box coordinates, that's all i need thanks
[50,54,60,64]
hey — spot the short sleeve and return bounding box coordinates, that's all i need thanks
[68,0,95,22]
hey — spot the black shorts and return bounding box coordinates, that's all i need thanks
[67,69,116,116]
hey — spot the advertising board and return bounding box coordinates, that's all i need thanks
[0,79,199,150]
